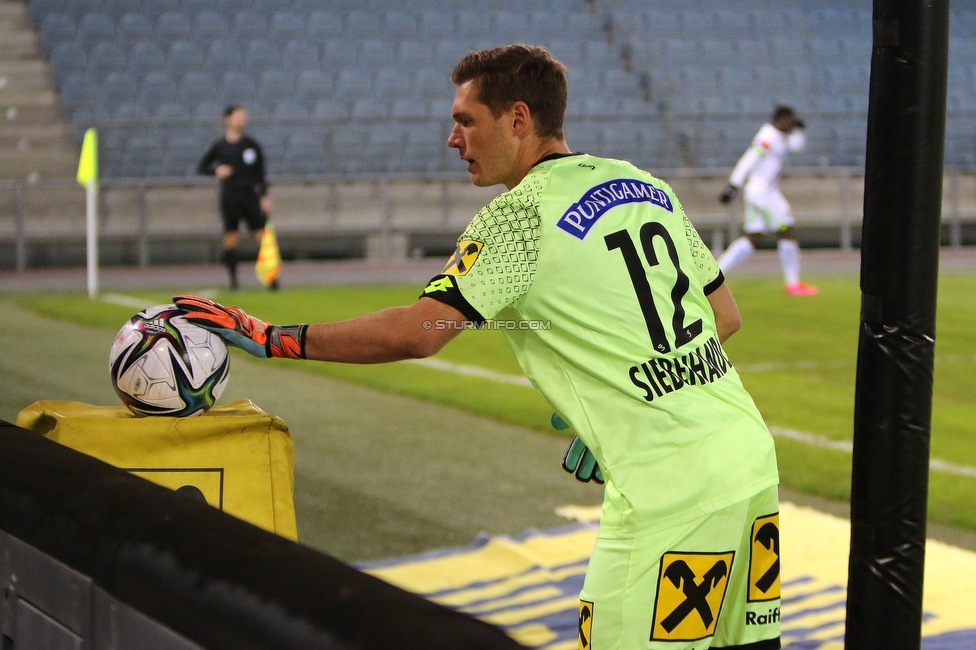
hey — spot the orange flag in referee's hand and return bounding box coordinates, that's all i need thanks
[255,222,281,287]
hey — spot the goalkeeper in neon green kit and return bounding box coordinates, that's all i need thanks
[175,45,781,650]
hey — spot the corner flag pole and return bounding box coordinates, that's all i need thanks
[77,128,99,299]
[845,1,948,648]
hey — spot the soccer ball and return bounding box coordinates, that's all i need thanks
[109,304,229,417]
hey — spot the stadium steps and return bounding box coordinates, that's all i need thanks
[0,0,77,181]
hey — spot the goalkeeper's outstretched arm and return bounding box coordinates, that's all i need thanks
[303,297,465,363]
[173,295,466,363]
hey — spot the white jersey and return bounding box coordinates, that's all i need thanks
[728,123,805,194]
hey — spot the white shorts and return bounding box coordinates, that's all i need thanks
[743,188,794,235]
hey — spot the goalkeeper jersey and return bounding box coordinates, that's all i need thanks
[422,153,779,537]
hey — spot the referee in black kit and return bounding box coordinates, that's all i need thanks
[198,104,277,290]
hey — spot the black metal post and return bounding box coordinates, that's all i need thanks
[845,1,949,649]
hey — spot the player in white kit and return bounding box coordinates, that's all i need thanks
[718,106,818,296]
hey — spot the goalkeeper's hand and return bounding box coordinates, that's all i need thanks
[719,184,739,204]
[173,295,307,359]
[552,413,604,484]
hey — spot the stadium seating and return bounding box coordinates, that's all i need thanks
[28,0,976,177]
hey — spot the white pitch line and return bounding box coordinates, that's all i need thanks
[100,292,151,309]
[406,360,976,479]
[407,357,534,387]
[769,426,976,479]
[100,291,219,310]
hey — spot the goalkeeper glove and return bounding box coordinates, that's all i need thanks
[719,185,739,204]
[552,413,604,484]
[173,294,307,359]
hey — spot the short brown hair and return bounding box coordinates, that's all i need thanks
[452,44,567,140]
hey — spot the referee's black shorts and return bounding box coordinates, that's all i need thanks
[220,190,267,233]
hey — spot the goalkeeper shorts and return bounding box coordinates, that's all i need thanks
[578,485,781,650]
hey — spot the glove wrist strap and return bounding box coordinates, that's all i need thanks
[266,324,309,359]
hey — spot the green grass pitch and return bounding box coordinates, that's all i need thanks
[2,271,975,557]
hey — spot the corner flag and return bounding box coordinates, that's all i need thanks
[77,128,98,186]
[77,128,99,298]
[256,222,281,287]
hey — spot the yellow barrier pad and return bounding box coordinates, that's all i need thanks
[16,399,297,540]
[361,502,976,649]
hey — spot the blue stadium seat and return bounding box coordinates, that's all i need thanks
[307,10,344,39]
[335,68,374,98]
[206,40,241,71]
[163,134,204,175]
[282,41,320,69]
[364,127,409,172]
[295,70,333,102]
[122,134,163,177]
[231,10,267,38]
[383,11,419,39]
[311,98,351,120]
[48,41,87,82]
[403,128,447,172]
[699,39,738,66]
[529,11,567,39]
[283,135,327,175]
[76,12,114,42]
[360,40,398,68]
[544,40,584,68]
[351,98,388,119]
[140,71,177,106]
[323,39,360,67]
[272,99,309,120]
[346,10,383,38]
[601,69,638,95]
[712,10,752,38]
[59,72,98,109]
[419,10,455,36]
[398,41,434,67]
[88,41,128,73]
[180,70,218,104]
[270,11,305,40]
[244,40,280,70]
[411,68,452,99]
[112,100,143,122]
[456,11,488,39]
[193,11,231,41]
[582,41,620,67]
[192,99,226,121]
[376,68,414,100]
[99,71,139,110]
[494,11,532,41]
[116,12,154,44]
[168,41,206,71]
[259,69,296,97]
[219,70,257,102]
[576,96,619,117]
[390,98,429,118]
[155,101,191,122]
[155,12,192,43]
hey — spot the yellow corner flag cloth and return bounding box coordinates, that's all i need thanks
[256,222,281,286]
[76,128,98,186]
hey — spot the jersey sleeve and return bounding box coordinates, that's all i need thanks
[728,141,766,187]
[671,193,724,294]
[421,191,541,323]
[197,141,220,176]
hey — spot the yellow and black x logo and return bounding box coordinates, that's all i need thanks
[441,240,483,276]
[651,551,734,641]
[578,600,593,649]
[749,513,781,602]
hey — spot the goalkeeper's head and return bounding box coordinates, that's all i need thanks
[451,44,568,142]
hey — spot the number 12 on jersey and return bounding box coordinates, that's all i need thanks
[605,223,703,354]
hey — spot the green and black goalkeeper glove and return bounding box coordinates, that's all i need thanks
[552,413,604,484]
[173,294,308,359]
